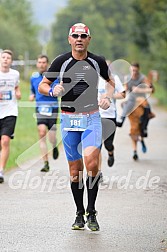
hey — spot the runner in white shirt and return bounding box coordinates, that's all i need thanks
[98,72,125,168]
[0,49,21,183]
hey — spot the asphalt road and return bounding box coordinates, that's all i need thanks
[0,99,167,252]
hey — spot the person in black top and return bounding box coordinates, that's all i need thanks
[39,23,115,231]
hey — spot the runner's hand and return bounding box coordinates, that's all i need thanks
[15,90,21,100]
[98,97,110,110]
[53,81,65,97]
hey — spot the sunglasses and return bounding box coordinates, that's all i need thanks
[70,33,89,39]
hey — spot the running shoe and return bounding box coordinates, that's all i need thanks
[86,210,100,231]
[116,121,123,127]
[0,172,4,183]
[133,151,138,161]
[53,146,59,160]
[116,116,125,127]
[108,153,114,167]
[141,140,147,153]
[72,211,85,230]
[41,162,50,172]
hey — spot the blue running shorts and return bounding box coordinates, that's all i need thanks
[61,111,102,161]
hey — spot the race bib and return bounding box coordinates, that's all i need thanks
[38,105,53,116]
[63,114,88,131]
[0,91,12,100]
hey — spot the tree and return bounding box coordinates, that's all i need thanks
[131,0,167,86]
[48,0,133,60]
[49,0,166,90]
[0,0,41,59]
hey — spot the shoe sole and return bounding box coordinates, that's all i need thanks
[108,160,114,167]
[40,169,49,172]
[85,223,100,231]
[71,226,85,230]
[133,156,138,161]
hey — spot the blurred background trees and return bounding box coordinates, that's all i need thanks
[0,0,166,102]
[0,0,41,58]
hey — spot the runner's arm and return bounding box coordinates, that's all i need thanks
[38,76,54,96]
[15,86,21,100]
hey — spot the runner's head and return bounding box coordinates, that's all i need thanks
[130,62,140,78]
[36,55,49,74]
[1,49,13,60]
[69,23,91,36]
[1,49,13,68]
[68,23,91,53]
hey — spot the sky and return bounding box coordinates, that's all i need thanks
[29,0,68,26]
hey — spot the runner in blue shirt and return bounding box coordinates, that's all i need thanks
[29,55,59,172]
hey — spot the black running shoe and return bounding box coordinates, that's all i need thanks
[72,211,85,230]
[133,151,138,161]
[116,116,125,127]
[116,121,123,127]
[0,172,4,183]
[108,153,114,167]
[41,162,50,172]
[53,146,59,160]
[86,210,100,231]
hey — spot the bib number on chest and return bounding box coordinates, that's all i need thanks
[0,91,12,100]
[38,105,53,116]
[63,114,88,131]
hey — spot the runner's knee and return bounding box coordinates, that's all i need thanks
[86,159,99,175]
[1,136,10,147]
[70,170,83,182]
[39,130,46,139]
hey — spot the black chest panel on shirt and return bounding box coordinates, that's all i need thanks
[61,59,99,112]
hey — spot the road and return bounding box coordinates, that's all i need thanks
[0,98,167,252]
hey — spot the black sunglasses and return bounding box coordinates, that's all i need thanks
[71,33,89,39]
